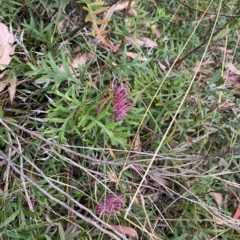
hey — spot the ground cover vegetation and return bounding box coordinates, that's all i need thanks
[1,0,240,239]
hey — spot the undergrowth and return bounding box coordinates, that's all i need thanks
[1,0,240,239]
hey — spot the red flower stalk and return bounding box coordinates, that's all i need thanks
[113,82,133,121]
[96,191,124,216]
[233,204,240,220]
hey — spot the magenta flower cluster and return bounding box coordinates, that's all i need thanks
[113,82,133,121]
[96,191,124,215]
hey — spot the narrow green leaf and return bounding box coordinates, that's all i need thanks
[44,234,52,240]
[0,106,3,118]
[59,223,65,240]
[213,28,231,41]
[0,210,20,228]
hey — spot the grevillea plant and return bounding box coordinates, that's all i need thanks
[96,191,125,216]
[113,81,133,121]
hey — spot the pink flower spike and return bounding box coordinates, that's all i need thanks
[96,191,125,216]
[113,82,133,121]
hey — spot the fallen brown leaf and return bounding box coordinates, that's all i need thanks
[133,132,141,151]
[209,192,223,207]
[215,102,236,112]
[59,53,96,73]
[100,1,137,34]
[126,52,148,62]
[124,35,158,48]
[0,22,15,71]
[146,23,161,38]
[0,79,7,92]
[215,46,233,54]
[223,71,238,84]
[0,73,17,104]
[158,62,167,72]
[150,172,169,187]
[191,60,214,75]
[71,53,96,68]
[109,224,138,239]
[173,14,182,25]
[191,67,212,75]
[110,1,137,13]
[150,24,161,38]
[225,63,240,75]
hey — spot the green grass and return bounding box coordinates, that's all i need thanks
[1,0,240,239]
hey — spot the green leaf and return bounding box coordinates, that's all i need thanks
[44,234,52,240]
[0,230,22,239]
[209,69,221,84]
[0,106,3,118]
[58,223,65,240]
[213,28,231,41]
[21,210,41,217]
[0,209,20,228]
